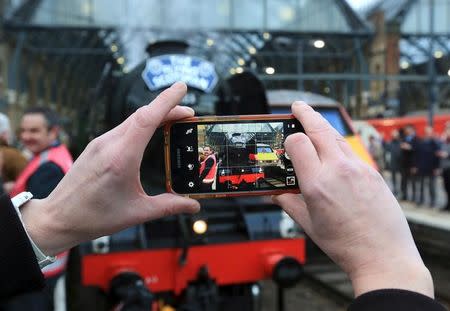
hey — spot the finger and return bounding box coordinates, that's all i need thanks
[284,132,321,182]
[110,104,194,141]
[291,102,343,160]
[162,105,195,125]
[143,193,200,220]
[272,193,312,233]
[124,82,188,152]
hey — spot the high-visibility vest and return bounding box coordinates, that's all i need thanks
[11,144,73,278]
[200,154,217,184]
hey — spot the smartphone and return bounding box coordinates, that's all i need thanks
[164,115,304,198]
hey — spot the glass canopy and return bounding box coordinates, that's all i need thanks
[30,0,356,33]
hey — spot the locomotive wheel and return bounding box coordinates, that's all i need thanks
[65,247,109,311]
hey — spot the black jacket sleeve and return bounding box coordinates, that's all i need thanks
[26,162,65,199]
[0,194,45,300]
[348,289,446,311]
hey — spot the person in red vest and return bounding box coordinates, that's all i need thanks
[7,107,73,311]
[199,146,218,191]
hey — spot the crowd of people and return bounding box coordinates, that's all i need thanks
[368,124,450,212]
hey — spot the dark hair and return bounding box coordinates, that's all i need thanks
[24,107,60,130]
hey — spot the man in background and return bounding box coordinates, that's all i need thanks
[400,125,419,201]
[415,126,441,207]
[199,145,217,191]
[6,107,73,311]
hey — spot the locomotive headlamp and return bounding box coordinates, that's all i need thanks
[193,220,208,234]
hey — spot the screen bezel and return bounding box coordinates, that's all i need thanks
[164,114,303,199]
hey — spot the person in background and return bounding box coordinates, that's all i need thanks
[199,145,217,191]
[415,126,441,207]
[400,125,419,201]
[439,122,450,212]
[5,107,73,311]
[387,129,402,196]
[0,113,27,194]
[368,135,383,172]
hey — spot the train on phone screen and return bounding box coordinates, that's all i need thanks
[66,40,373,311]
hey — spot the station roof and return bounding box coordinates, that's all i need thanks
[367,0,450,70]
[366,0,450,35]
[7,0,370,34]
[3,0,372,77]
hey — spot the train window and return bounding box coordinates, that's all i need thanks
[316,108,351,136]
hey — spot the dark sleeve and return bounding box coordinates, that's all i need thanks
[0,194,45,300]
[348,289,446,311]
[26,162,65,199]
[199,158,214,181]
[433,141,441,170]
[412,139,420,168]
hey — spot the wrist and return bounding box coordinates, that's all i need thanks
[350,259,434,298]
[20,197,72,256]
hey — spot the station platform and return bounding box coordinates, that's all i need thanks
[401,201,450,232]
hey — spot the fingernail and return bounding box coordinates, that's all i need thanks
[171,81,187,90]
[183,106,195,114]
[292,101,306,107]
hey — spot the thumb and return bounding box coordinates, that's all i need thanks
[144,193,200,220]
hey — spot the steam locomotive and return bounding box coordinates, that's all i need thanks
[66,41,305,311]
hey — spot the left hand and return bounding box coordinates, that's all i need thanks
[21,82,200,255]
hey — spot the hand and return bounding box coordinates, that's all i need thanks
[433,169,441,176]
[400,142,412,150]
[3,181,15,194]
[411,167,418,175]
[21,82,200,255]
[273,102,433,298]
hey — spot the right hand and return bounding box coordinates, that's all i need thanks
[273,102,433,298]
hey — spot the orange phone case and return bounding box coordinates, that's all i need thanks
[164,114,301,199]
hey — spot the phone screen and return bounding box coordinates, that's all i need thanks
[168,117,303,195]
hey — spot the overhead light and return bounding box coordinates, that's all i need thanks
[206,38,214,46]
[229,68,236,75]
[248,46,257,55]
[236,67,244,74]
[237,58,245,66]
[116,57,125,65]
[265,67,275,75]
[400,61,409,70]
[193,220,207,234]
[279,6,295,21]
[110,44,118,52]
[313,39,325,49]
[263,32,271,40]
[447,68,450,76]
[434,50,444,58]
